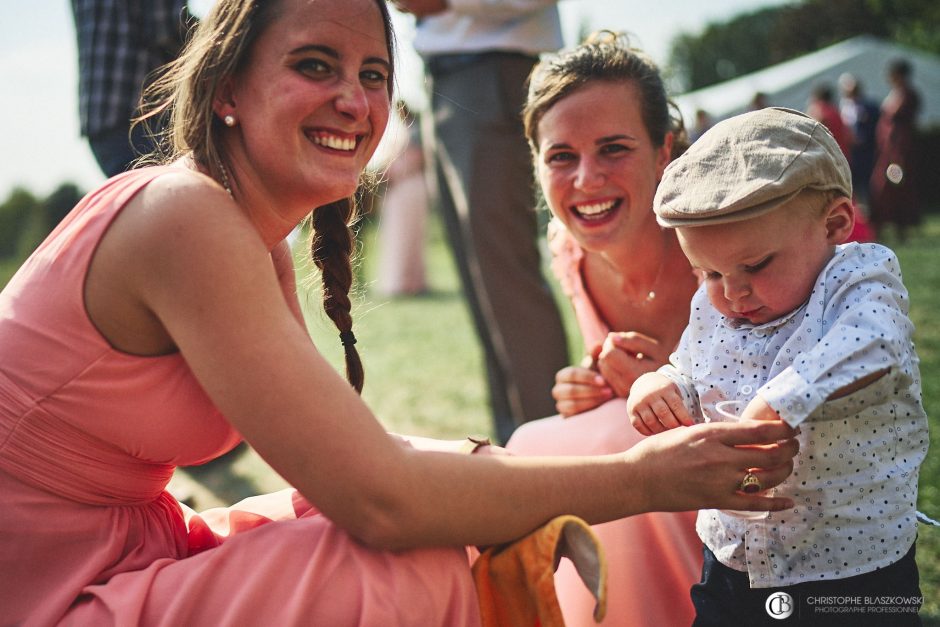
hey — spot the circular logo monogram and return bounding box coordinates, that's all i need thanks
[765,591,795,620]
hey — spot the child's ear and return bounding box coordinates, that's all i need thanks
[824,196,855,244]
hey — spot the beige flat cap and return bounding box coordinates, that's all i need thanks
[654,107,851,227]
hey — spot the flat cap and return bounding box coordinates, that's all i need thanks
[654,107,852,227]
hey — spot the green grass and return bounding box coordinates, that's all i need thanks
[294,211,583,441]
[300,217,493,440]
[2,211,937,618]
[881,221,940,621]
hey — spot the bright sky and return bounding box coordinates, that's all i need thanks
[0,0,791,200]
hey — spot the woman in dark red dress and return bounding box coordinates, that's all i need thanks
[870,58,922,241]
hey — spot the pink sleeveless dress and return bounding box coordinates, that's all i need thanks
[0,167,479,626]
[506,220,702,627]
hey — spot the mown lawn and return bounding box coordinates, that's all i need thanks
[880,219,940,621]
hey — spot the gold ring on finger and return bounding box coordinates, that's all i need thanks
[739,471,762,494]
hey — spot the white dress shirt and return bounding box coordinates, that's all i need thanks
[660,242,929,588]
[410,0,562,57]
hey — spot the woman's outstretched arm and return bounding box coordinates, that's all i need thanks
[97,171,798,551]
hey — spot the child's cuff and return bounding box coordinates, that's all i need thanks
[759,367,826,427]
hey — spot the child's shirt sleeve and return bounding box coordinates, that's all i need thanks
[658,310,704,422]
[758,245,915,427]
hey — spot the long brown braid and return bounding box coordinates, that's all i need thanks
[311,198,364,393]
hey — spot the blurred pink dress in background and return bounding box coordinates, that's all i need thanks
[376,116,429,296]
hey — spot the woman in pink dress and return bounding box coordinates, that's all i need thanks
[507,33,705,626]
[0,4,801,625]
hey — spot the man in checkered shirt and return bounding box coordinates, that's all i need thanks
[70,1,193,176]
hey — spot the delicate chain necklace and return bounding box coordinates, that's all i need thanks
[639,263,664,305]
[637,234,669,306]
[216,157,233,198]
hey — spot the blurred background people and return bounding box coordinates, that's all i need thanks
[391,0,569,443]
[807,81,875,242]
[70,0,193,177]
[806,83,875,242]
[839,73,881,212]
[690,108,712,142]
[749,91,769,111]
[807,82,853,159]
[375,102,429,297]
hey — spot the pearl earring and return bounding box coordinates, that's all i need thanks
[223,115,236,127]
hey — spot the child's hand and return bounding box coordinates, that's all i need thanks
[595,332,663,397]
[741,396,782,422]
[552,366,614,417]
[627,373,694,436]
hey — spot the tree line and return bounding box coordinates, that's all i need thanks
[0,184,84,262]
[668,0,940,92]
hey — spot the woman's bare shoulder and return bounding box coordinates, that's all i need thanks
[137,166,236,216]
[117,166,259,250]
[95,165,269,310]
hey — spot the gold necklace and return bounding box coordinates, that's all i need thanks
[637,234,669,306]
[638,263,664,305]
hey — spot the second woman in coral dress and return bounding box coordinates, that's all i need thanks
[508,33,704,626]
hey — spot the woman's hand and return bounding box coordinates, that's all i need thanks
[553,331,667,416]
[596,332,664,397]
[626,420,799,514]
[627,372,695,435]
[552,366,614,416]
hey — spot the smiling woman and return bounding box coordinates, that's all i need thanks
[0,3,801,626]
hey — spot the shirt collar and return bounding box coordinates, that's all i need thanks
[721,301,807,333]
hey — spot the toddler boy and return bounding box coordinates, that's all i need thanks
[628,107,927,624]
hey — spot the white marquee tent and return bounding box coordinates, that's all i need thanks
[674,36,940,129]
